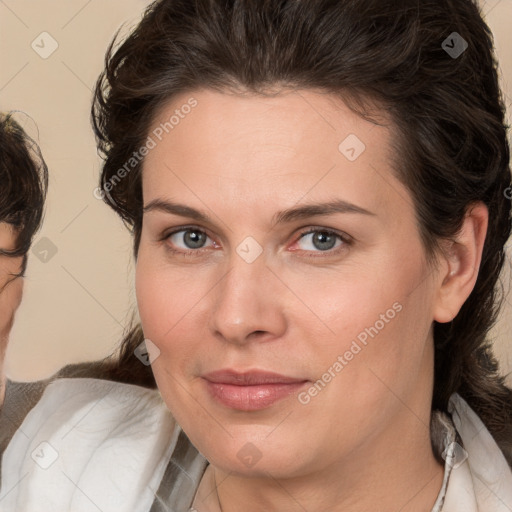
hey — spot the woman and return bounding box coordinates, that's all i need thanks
[1,0,512,510]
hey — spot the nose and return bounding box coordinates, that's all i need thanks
[208,253,287,346]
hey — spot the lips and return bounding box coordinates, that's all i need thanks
[203,369,306,385]
[202,370,309,411]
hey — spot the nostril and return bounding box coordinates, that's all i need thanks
[250,330,267,338]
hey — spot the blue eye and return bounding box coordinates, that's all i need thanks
[296,229,347,253]
[166,228,214,250]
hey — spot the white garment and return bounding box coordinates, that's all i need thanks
[441,393,512,511]
[0,378,179,512]
[0,378,511,511]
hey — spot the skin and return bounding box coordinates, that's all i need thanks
[135,88,488,512]
[0,223,24,407]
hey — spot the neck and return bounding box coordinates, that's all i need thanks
[194,412,444,512]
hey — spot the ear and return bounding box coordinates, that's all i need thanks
[433,202,488,324]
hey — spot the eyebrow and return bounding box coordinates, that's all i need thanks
[143,199,375,226]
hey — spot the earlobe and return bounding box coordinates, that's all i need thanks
[433,202,488,324]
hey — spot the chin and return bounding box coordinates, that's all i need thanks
[191,426,314,478]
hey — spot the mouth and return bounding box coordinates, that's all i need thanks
[201,369,309,411]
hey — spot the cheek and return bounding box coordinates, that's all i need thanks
[135,257,177,345]
[11,279,24,310]
[0,279,24,339]
[135,251,208,357]
[298,251,434,401]
[135,254,211,427]
[292,291,433,465]
[291,257,423,356]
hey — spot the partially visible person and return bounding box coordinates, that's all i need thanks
[0,113,159,498]
[0,113,141,484]
[0,112,48,407]
[0,224,24,407]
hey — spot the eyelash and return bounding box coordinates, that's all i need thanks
[161,225,352,259]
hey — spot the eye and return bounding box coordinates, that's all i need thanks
[165,227,216,251]
[293,229,349,254]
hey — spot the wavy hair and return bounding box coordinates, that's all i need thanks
[91,0,512,465]
[0,112,48,273]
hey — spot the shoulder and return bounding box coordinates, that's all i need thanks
[0,358,137,452]
[3,368,172,443]
[0,375,178,511]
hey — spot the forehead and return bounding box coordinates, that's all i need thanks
[141,88,409,221]
[146,88,393,163]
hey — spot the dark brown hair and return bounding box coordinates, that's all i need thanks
[91,0,512,464]
[0,112,48,275]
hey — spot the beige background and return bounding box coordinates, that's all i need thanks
[1,0,511,383]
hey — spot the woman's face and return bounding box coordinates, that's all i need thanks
[136,88,445,478]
